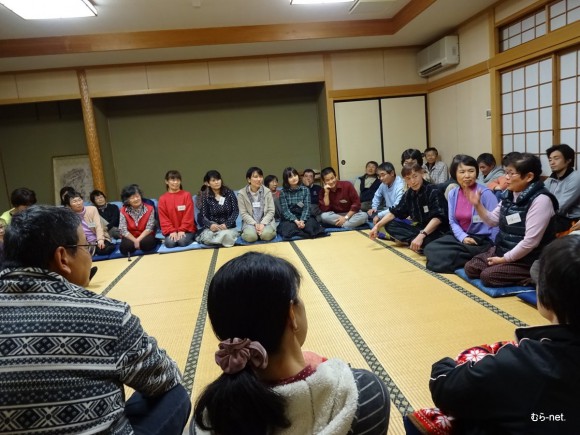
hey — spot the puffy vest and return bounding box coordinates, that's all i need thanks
[358,176,381,202]
[495,181,558,263]
[121,203,154,238]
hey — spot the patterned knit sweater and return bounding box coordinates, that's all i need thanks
[0,267,183,434]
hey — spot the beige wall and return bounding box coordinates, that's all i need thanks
[428,74,492,162]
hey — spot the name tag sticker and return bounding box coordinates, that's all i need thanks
[339,199,348,204]
[423,206,429,213]
[472,214,482,223]
[252,201,261,208]
[506,213,522,225]
[297,202,304,208]
[218,197,225,206]
[177,205,186,211]
[88,222,96,228]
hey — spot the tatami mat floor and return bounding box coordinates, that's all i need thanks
[88,231,547,435]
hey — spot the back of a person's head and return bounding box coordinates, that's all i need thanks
[195,252,298,434]
[10,187,37,208]
[538,236,580,330]
[3,205,80,270]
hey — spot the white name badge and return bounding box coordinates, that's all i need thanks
[252,201,261,208]
[297,202,304,208]
[339,199,348,204]
[423,206,429,213]
[88,222,96,228]
[218,197,225,206]
[506,213,522,225]
[177,205,186,211]
[472,214,482,223]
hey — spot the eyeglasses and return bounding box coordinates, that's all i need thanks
[64,244,97,256]
[505,171,520,178]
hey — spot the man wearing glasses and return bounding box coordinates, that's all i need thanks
[0,205,191,434]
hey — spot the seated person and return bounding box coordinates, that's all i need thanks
[59,186,75,206]
[367,161,405,223]
[464,153,557,287]
[0,205,190,435]
[191,252,390,435]
[419,236,580,434]
[237,166,276,242]
[353,161,381,212]
[401,148,429,181]
[0,187,37,225]
[319,167,368,228]
[476,152,506,188]
[302,168,322,220]
[119,184,158,255]
[196,170,239,248]
[544,144,580,235]
[158,170,196,248]
[90,189,121,239]
[63,191,116,257]
[369,163,449,252]
[423,147,449,184]
[265,174,282,221]
[278,167,325,240]
[424,155,498,273]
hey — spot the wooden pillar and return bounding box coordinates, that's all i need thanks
[77,70,106,191]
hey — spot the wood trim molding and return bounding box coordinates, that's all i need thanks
[426,61,489,93]
[0,1,434,59]
[328,84,427,100]
[494,0,550,28]
[489,21,580,70]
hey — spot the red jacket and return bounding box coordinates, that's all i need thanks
[158,190,196,235]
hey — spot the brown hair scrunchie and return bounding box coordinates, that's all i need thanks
[215,338,268,374]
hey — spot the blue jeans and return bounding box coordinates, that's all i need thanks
[126,384,191,435]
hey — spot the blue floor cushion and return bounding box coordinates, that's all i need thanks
[454,268,535,298]
[517,290,538,306]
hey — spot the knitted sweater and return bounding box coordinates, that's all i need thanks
[0,267,183,434]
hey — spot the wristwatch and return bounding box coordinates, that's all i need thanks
[419,230,428,236]
[344,215,350,221]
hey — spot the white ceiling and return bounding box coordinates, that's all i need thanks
[0,0,498,72]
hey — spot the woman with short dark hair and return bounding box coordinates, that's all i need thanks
[424,155,498,273]
[464,153,558,286]
[196,170,239,247]
[119,184,158,255]
[237,167,276,242]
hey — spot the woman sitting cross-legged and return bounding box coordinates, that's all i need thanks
[278,167,326,240]
[158,170,196,248]
[369,163,449,253]
[64,191,116,257]
[237,166,277,243]
[424,155,498,273]
[406,235,580,435]
[119,184,158,256]
[464,153,558,287]
[196,170,239,248]
[191,252,390,435]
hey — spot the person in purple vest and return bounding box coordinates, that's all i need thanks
[118,184,158,256]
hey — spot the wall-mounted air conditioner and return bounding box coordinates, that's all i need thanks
[417,35,459,78]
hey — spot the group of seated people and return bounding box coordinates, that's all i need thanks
[1,200,579,434]
[2,145,578,285]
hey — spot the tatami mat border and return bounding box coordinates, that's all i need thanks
[182,249,219,394]
[289,241,413,416]
[358,231,528,328]
[100,256,143,297]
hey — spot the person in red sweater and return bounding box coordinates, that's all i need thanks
[159,170,196,248]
